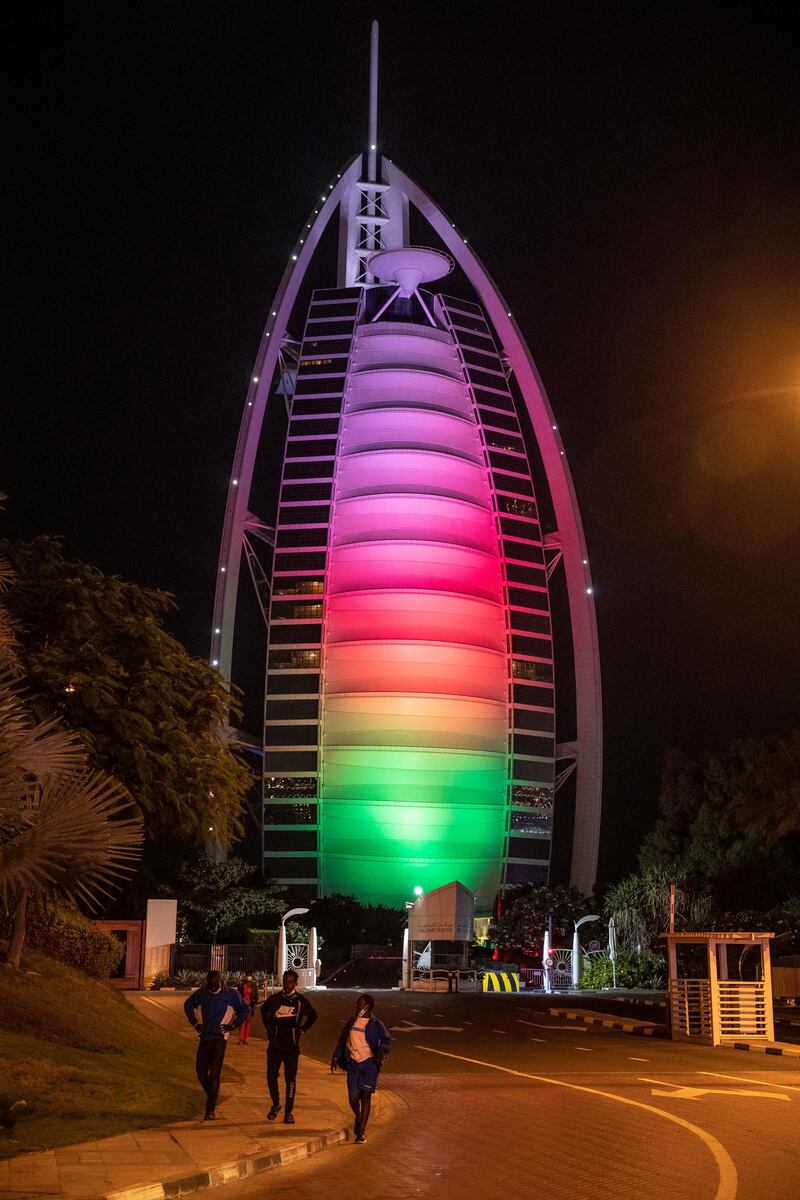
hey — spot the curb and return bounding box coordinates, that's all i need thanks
[549,1008,669,1038]
[726,1041,800,1058]
[102,1089,405,1200]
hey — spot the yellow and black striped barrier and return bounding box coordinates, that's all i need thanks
[482,971,520,993]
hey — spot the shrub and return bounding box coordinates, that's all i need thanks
[580,949,667,990]
[1,906,122,978]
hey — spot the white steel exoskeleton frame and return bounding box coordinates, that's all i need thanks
[210,150,603,896]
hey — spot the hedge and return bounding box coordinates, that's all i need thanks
[580,949,667,990]
[1,906,123,978]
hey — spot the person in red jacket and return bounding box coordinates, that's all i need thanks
[236,973,259,1044]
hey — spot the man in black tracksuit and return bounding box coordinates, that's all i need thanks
[260,969,318,1123]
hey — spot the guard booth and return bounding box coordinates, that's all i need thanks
[662,931,775,1046]
[405,881,474,990]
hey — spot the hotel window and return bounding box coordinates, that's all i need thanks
[511,784,554,808]
[263,751,319,771]
[264,778,318,800]
[279,505,331,526]
[264,803,318,824]
[266,673,320,694]
[498,495,537,519]
[513,734,555,758]
[511,634,552,659]
[268,648,321,670]
[272,577,324,596]
[284,460,335,480]
[513,707,554,733]
[511,809,553,835]
[276,528,328,549]
[263,857,318,879]
[266,830,317,852]
[479,408,520,434]
[493,472,533,496]
[512,683,554,708]
[273,552,326,572]
[508,837,551,859]
[266,698,320,720]
[509,608,550,635]
[512,659,553,682]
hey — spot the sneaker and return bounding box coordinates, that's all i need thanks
[204,1111,216,1121]
[355,1133,366,1144]
[283,1112,296,1124]
[267,1105,281,1121]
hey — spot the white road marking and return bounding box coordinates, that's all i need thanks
[517,1020,578,1031]
[628,1057,649,1062]
[390,1020,464,1033]
[416,1046,737,1200]
[492,1029,507,1034]
[698,1071,800,1095]
[462,1020,473,1025]
[529,1037,546,1043]
[574,1047,593,1052]
[641,1077,789,1103]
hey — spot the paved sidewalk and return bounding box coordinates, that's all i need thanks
[0,995,400,1200]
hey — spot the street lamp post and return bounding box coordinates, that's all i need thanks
[572,913,601,988]
[278,906,309,977]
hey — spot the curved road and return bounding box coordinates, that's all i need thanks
[158,990,800,1200]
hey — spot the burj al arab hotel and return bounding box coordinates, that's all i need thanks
[211,25,601,911]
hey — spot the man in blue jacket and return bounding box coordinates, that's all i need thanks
[184,970,249,1120]
[330,993,391,1143]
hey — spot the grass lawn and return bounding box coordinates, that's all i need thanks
[0,949,199,1158]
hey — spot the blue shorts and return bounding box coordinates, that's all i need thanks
[347,1058,379,1095]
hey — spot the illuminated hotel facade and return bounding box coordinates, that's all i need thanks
[211,41,602,911]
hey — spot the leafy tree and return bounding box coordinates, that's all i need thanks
[176,854,284,942]
[707,731,800,845]
[603,865,711,953]
[489,885,593,955]
[639,732,800,912]
[299,894,406,967]
[0,541,142,968]
[1,537,253,848]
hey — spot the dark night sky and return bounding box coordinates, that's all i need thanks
[5,1,800,885]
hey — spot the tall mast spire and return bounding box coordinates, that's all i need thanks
[367,20,379,182]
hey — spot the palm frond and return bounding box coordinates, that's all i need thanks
[0,768,142,908]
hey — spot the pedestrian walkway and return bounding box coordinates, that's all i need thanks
[0,994,400,1200]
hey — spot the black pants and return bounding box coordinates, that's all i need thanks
[196,1037,227,1115]
[267,1044,300,1113]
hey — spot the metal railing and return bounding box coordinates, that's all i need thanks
[411,968,477,992]
[171,943,277,978]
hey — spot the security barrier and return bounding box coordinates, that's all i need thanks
[483,971,520,993]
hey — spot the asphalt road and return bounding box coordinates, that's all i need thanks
[208,989,800,1200]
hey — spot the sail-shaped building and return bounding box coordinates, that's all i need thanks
[211,27,601,911]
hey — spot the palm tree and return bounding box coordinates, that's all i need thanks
[0,539,142,969]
